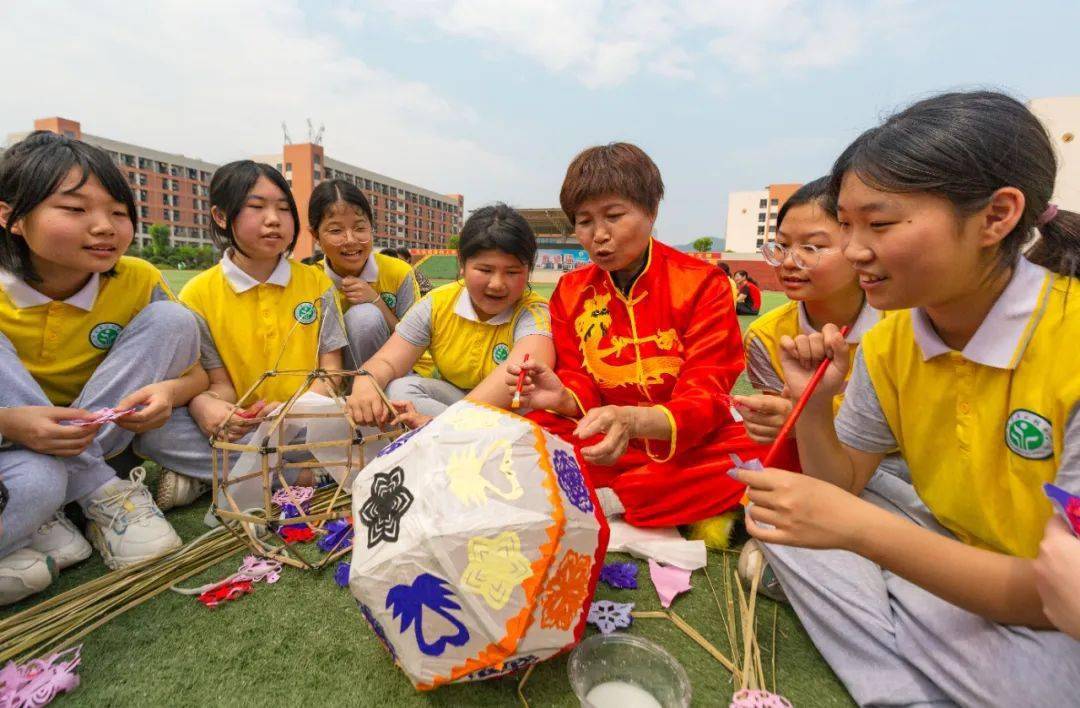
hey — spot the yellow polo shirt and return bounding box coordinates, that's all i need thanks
[180,252,347,403]
[0,257,174,405]
[744,299,884,415]
[841,258,1080,557]
[394,281,550,391]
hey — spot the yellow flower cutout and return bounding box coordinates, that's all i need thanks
[460,531,533,610]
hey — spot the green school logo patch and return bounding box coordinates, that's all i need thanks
[492,343,510,364]
[89,322,122,350]
[293,301,318,325]
[381,292,397,309]
[1005,409,1053,460]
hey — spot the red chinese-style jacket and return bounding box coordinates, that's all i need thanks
[550,239,744,462]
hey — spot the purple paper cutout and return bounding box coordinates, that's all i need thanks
[587,600,634,635]
[599,561,638,589]
[334,561,351,588]
[317,519,355,553]
[553,449,593,513]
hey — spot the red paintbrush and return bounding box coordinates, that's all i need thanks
[511,353,530,409]
[740,325,850,504]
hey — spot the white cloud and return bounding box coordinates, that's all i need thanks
[0,0,520,200]
[377,0,929,87]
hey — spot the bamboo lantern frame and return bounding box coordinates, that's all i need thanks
[210,367,404,570]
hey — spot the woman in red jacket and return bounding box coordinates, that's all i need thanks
[509,143,774,528]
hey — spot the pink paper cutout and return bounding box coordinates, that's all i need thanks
[65,407,138,427]
[648,559,692,608]
[0,645,82,707]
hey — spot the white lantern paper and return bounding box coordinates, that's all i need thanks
[349,400,610,690]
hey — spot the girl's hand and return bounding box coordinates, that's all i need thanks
[574,405,636,466]
[732,393,793,443]
[778,324,849,403]
[347,377,392,427]
[116,382,174,433]
[388,400,431,429]
[341,277,380,306]
[189,393,252,441]
[0,406,102,457]
[732,466,868,550]
[505,359,567,412]
[1034,515,1080,640]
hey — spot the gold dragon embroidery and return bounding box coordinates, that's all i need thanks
[574,289,683,388]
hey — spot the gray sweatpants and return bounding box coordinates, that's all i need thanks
[0,301,199,557]
[342,303,391,370]
[761,472,1080,707]
[385,375,466,418]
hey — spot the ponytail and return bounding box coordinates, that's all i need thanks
[1029,207,1080,278]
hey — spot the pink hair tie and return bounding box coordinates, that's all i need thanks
[1037,203,1059,226]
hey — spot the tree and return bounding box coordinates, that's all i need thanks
[446,234,460,249]
[148,223,172,262]
[692,237,713,253]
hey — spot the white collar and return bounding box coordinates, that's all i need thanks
[221,250,291,293]
[912,257,1050,369]
[453,286,515,326]
[0,269,99,311]
[322,254,378,288]
[796,298,883,343]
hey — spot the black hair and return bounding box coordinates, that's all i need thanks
[776,176,834,233]
[828,90,1080,277]
[397,247,412,261]
[0,131,136,282]
[378,247,399,258]
[458,203,537,268]
[307,179,374,233]
[718,262,732,275]
[734,270,759,286]
[209,161,299,256]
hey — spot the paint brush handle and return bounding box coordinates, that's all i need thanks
[762,325,851,467]
[511,353,531,409]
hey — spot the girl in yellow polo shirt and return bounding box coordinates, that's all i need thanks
[306,179,421,366]
[147,161,347,511]
[347,204,552,425]
[733,91,1080,705]
[0,133,203,602]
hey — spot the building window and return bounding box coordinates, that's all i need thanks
[192,184,199,194]
[276,163,282,173]
[371,196,378,207]
[757,213,765,222]
[756,238,765,247]
[139,190,148,201]
[140,206,149,220]
[759,198,767,208]
[770,198,778,206]
[313,155,321,165]
[768,225,776,233]
[173,210,180,221]
[756,225,765,235]
[285,163,292,172]
[313,170,321,181]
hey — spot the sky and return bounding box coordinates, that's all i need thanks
[2,0,1079,246]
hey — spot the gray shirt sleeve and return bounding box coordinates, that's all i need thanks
[395,296,433,348]
[834,348,899,454]
[513,302,552,340]
[150,284,173,303]
[193,311,224,371]
[1054,405,1080,496]
[394,274,417,318]
[745,336,785,393]
[318,287,348,354]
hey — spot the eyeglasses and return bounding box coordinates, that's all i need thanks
[320,226,373,246]
[760,241,838,270]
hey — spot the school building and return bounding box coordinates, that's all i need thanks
[6,118,218,252]
[724,183,802,254]
[252,143,464,259]
[1029,96,1080,211]
[8,117,464,259]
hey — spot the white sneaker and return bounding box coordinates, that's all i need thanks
[30,512,93,570]
[737,539,787,604]
[83,468,182,570]
[154,468,209,512]
[0,548,57,605]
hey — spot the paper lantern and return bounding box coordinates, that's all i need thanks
[348,400,610,689]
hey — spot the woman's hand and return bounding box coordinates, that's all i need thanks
[189,393,257,441]
[1034,515,1080,639]
[0,406,102,456]
[347,376,392,427]
[115,382,174,433]
[732,466,870,551]
[341,276,380,306]
[778,323,849,403]
[504,359,570,412]
[574,405,637,466]
[732,393,793,443]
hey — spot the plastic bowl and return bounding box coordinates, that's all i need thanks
[567,633,691,708]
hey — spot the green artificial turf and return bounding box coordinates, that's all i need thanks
[4,271,851,705]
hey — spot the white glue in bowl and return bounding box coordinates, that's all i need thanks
[568,634,691,708]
